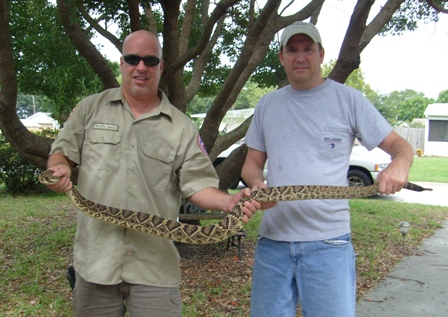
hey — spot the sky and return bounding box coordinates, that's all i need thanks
[310,1,448,100]
[95,1,448,100]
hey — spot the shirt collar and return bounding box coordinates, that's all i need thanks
[107,88,173,121]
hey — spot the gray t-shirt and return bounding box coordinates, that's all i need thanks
[245,79,392,241]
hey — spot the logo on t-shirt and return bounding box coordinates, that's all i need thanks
[324,137,342,149]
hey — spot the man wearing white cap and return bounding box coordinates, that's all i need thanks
[242,21,413,316]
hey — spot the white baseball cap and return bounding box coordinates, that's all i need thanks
[280,21,322,48]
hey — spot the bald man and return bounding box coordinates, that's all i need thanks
[44,30,260,316]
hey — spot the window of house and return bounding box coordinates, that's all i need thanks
[428,120,448,142]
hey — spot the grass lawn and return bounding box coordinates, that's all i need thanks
[408,156,448,183]
[0,156,447,316]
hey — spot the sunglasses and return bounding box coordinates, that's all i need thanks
[123,54,160,67]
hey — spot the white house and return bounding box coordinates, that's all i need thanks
[20,112,59,131]
[424,103,448,156]
[191,108,254,133]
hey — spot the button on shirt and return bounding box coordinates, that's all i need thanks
[50,88,219,287]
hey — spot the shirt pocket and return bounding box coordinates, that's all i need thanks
[318,131,351,158]
[141,140,175,189]
[86,130,122,171]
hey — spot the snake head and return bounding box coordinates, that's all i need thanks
[38,169,61,185]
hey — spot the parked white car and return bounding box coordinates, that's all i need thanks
[348,145,391,187]
[215,142,391,189]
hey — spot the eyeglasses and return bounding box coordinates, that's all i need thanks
[123,54,160,67]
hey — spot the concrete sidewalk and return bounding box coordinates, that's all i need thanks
[355,219,448,316]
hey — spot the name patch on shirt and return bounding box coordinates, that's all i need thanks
[93,123,119,131]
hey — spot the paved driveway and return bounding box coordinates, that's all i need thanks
[371,182,448,207]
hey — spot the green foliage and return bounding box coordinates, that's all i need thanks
[322,59,380,103]
[8,0,446,127]
[251,41,285,89]
[220,1,252,63]
[233,81,274,110]
[396,94,434,123]
[437,90,448,103]
[9,0,118,123]
[0,130,57,195]
[187,96,214,117]
[380,1,439,36]
[187,81,274,119]
[82,0,159,39]
[181,1,254,97]
[0,137,42,195]
[185,61,233,97]
[378,89,434,125]
[16,94,53,119]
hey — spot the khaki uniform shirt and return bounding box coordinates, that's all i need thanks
[50,88,218,287]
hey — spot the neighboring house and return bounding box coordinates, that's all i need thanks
[424,103,448,156]
[191,108,255,133]
[20,112,59,131]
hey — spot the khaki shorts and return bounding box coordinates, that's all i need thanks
[73,273,182,317]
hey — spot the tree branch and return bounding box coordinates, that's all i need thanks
[185,16,226,102]
[142,2,158,35]
[329,0,375,83]
[127,0,143,32]
[179,0,198,55]
[75,0,123,53]
[208,116,252,161]
[360,0,406,52]
[162,0,240,78]
[426,0,448,13]
[0,0,17,105]
[158,0,186,110]
[57,0,119,89]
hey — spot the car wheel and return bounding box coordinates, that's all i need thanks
[347,169,372,187]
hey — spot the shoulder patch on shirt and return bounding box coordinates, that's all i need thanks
[197,135,208,155]
[66,103,80,122]
[93,123,119,131]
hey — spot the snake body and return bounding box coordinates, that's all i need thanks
[38,170,432,244]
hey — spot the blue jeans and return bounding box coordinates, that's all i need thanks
[250,234,356,317]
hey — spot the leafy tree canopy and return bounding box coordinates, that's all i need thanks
[437,90,448,103]
[378,89,434,124]
[1,0,446,186]
[9,0,120,123]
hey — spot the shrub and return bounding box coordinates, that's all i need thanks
[0,130,57,195]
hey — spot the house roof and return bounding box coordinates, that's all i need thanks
[424,103,448,117]
[191,108,255,119]
[20,112,59,129]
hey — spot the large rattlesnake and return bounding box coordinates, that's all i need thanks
[39,169,432,244]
